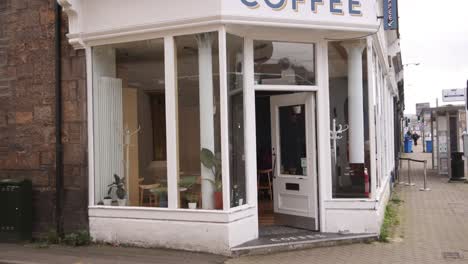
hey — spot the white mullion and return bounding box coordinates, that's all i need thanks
[316,40,332,230]
[219,28,231,211]
[366,37,377,200]
[243,38,257,207]
[86,46,95,206]
[164,36,179,209]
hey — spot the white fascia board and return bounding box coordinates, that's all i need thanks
[60,0,380,49]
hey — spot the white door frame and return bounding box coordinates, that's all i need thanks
[242,36,331,233]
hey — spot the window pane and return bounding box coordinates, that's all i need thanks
[92,39,167,207]
[328,41,371,198]
[227,34,246,208]
[254,41,315,86]
[279,105,307,176]
[175,32,222,210]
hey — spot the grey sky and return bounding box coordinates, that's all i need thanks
[399,0,468,114]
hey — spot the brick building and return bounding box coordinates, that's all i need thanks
[0,0,88,236]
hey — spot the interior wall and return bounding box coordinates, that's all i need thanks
[255,96,272,171]
[176,51,221,176]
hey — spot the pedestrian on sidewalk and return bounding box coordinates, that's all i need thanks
[412,132,420,146]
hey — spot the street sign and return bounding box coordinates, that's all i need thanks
[442,89,465,102]
[416,103,430,115]
[384,0,398,30]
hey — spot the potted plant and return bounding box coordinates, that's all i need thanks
[186,193,199,209]
[108,174,127,206]
[103,196,112,206]
[200,148,222,209]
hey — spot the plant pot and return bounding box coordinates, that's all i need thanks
[117,199,127,206]
[188,202,197,209]
[103,199,112,206]
[238,198,244,206]
[214,191,223,209]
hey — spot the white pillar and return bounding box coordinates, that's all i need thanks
[341,40,366,164]
[197,33,215,209]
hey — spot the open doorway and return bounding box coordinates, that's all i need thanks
[255,91,319,235]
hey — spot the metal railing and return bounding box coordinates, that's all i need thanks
[398,158,431,191]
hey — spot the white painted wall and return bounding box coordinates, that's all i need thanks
[323,174,391,234]
[89,206,257,255]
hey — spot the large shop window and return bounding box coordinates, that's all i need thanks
[328,41,371,199]
[92,39,168,207]
[254,41,316,86]
[227,34,246,208]
[175,32,222,210]
[92,32,248,210]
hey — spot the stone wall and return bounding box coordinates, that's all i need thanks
[0,0,88,236]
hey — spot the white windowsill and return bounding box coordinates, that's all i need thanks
[88,204,256,224]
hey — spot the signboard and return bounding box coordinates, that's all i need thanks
[466,80,468,110]
[383,0,398,30]
[223,0,378,27]
[240,0,364,15]
[442,89,466,102]
[416,102,430,115]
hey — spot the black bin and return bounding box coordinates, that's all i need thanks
[0,179,32,242]
[451,152,465,180]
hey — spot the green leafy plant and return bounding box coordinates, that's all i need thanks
[231,185,244,207]
[380,195,403,242]
[200,148,222,191]
[62,230,91,247]
[36,229,91,248]
[186,192,199,203]
[108,174,126,199]
[45,229,60,244]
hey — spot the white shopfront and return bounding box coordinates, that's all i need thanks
[59,0,400,255]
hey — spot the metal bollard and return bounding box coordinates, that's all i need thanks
[406,160,415,186]
[420,161,431,191]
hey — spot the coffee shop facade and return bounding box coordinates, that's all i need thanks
[58,0,402,255]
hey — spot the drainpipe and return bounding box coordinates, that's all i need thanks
[55,2,64,238]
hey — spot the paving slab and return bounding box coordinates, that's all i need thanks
[228,145,468,264]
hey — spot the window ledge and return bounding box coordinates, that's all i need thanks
[324,199,378,210]
[88,204,256,224]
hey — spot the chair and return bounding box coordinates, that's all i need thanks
[257,169,273,200]
[139,178,160,206]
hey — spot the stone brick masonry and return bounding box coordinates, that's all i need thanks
[0,0,88,235]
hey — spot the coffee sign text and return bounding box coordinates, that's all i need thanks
[241,0,363,16]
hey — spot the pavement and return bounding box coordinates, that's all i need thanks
[228,144,468,264]
[2,144,468,264]
[0,243,227,264]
